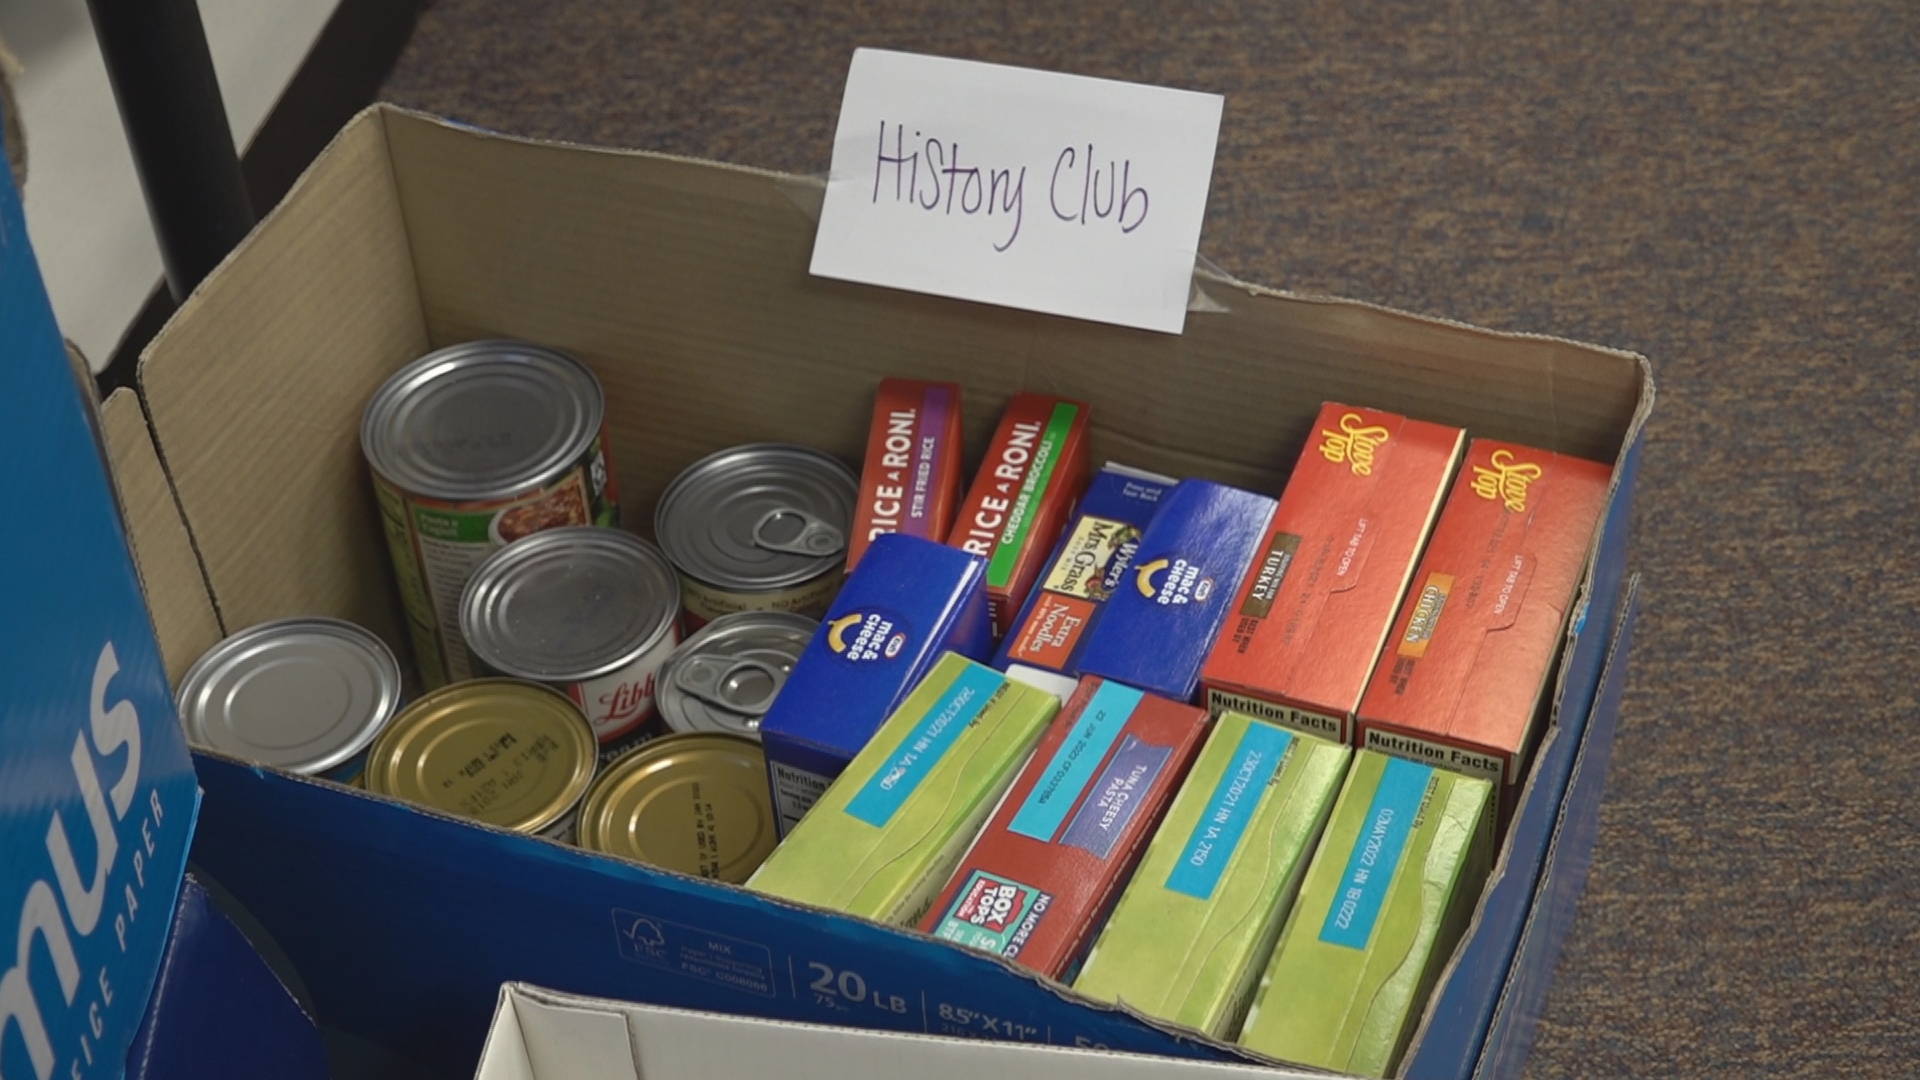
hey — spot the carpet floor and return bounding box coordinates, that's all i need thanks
[381,3,1920,1075]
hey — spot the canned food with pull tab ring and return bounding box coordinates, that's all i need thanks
[654,444,858,630]
[656,611,815,738]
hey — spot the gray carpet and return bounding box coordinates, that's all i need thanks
[381,2,1920,1074]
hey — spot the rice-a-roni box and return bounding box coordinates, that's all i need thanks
[1072,712,1350,1039]
[1236,751,1493,1078]
[748,653,1059,926]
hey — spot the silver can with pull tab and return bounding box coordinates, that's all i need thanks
[655,611,817,738]
[654,444,858,629]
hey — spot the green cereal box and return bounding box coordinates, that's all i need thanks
[1072,712,1350,1038]
[747,652,1059,926]
[1237,750,1493,1077]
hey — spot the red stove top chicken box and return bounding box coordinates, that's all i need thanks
[1201,403,1463,743]
[1355,438,1611,821]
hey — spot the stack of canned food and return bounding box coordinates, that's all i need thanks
[178,340,853,884]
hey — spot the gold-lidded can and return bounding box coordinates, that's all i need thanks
[364,678,596,840]
[576,733,777,883]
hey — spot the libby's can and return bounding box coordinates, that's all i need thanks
[656,610,814,738]
[575,733,778,883]
[362,340,620,688]
[654,444,856,629]
[363,678,597,839]
[461,527,680,748]
[176,617,402,784]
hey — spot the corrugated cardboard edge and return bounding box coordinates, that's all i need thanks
[493,982,1324,1080]
[100,388,223,685]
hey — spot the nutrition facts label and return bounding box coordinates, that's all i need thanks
[416,531,492,683]
[770,761,834,834]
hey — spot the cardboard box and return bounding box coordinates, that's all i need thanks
[102,107,1650,1080]
[758,533,993,832]
[921,677,1208,980]
[1073,712,1350,1039]
[1202,404,1463,743]
[996,463,1178,699]
[749,654,1059,926]
[1075,480,1277,703]
[1237,753,1493,1077]
[1355,440,1613,819]
[0,154,200,1080]
[847,378,966,570]
[475,983,1323,1080]
[949,392,1093,636]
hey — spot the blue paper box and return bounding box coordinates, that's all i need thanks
[0,163,200,1080]
[759,533,994,833]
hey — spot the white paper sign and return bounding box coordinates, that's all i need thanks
[810,49,1224,334]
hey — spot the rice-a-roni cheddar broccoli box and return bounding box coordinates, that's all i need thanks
[1236,750,1493,1077]
[747,652,1059,926]
[1072,712,1350,1038]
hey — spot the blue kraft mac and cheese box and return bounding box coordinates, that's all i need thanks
[759,533,994,833]
[993,463,1177,700]
[1074,480,1278,703]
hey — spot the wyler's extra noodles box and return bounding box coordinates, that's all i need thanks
[847,378,965,571]
[919,677,1207,980]
[995,463,1177,699]
[1075,480,1277,702]
[1074,712,1351,1039]
[758,534,993,833]
[1202,404,1463,742]
[1237,751,1493,1078]
[948,392,1092,636]
[1355,438,1611,818]
[749,654,1060,926]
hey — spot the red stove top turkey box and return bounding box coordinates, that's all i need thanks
[1201,403,1463,743]
[948,392,1092,636]
[1356,438,1611,819]
[847,378,966,571]
[920,676,1208,980]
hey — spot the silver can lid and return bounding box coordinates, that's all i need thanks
[657,611,816,737]
[361,340,606,501]
[177,617,403,774]
[461,527,680,682]
[653,444,857,591]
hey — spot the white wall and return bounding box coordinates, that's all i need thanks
[0,0,341,369]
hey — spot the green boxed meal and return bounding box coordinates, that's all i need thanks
[1073,712,1350,1038]
[1236,750,1493,1077]
[747,652,1059,926]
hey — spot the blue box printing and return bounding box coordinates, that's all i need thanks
[0,161,201,1080]
[1073,480,1278,703]
[758,533,994,833]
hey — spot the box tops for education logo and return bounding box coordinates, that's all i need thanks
[825,608,911,663]
[935,870,1053,958]
[1470,448,1543,513]
[1134,556,1215,606]
[1318,412,1391,476]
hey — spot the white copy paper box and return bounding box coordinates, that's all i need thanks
[811,49,1224,334]
[475,983,1322,1080]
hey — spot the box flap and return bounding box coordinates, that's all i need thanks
[488,983,1315,1080]
[100,388,222,684]
[138,106,430,660]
